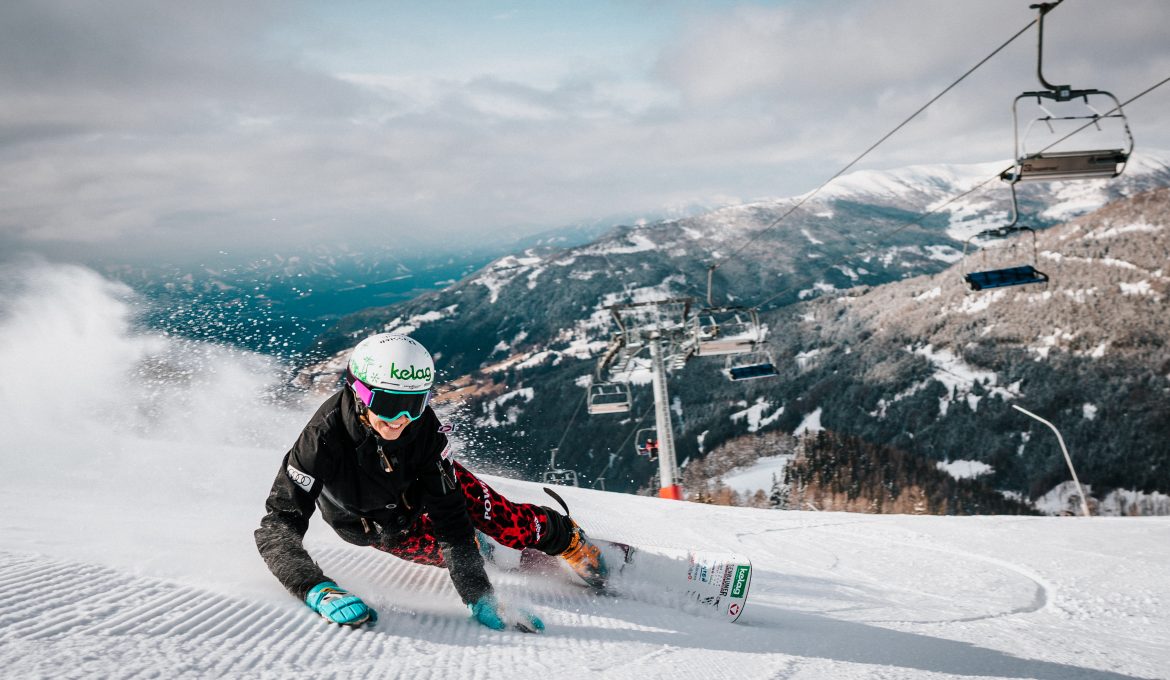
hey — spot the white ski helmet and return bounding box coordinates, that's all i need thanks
[345,333,435,421]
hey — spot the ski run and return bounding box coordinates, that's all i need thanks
[2,468,1168,680]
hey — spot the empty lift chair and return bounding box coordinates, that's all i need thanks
[692,306,762,356]
[1006,89,1132,183]
[542,469,579,486]
[1004,2,1133,184]
[541,447,580,486]
[586,382,631,415]
[962,185,1048,291]
[692,265,763,357]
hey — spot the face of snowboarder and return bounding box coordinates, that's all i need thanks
[365,411,411,441]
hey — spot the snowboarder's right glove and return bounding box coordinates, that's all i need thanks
[469,594,544,633]
[305,581,377,627]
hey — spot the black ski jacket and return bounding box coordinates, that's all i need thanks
[254,388,491,605]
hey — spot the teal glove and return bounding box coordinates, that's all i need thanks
[305,581,378,627]
[469,594,544,633]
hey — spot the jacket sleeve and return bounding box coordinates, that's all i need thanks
[254,424,335,600]
[419,430,493,605]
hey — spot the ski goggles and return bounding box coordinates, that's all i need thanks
[351,379,430,422]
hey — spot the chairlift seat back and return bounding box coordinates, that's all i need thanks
[587,400,630,415]
[1012,149,1128,182]
[695,337,756,356]
[964,266,1049,291]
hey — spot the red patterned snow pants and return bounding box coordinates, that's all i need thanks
[373,460,550,567]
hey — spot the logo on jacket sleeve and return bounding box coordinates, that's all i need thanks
[438,422,455,459]
[286,464,315,492]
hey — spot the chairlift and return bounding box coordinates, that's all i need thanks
[1004,2,1133,184]
[692,306,762,356]
[633,427,659,461]
[961,183,1049,291]
[541,469,580,486]
[586,382,631,415]
[692,265,762,356]
[1006,93,1132,182]
[541,446,580,486]
[723,350,779,382]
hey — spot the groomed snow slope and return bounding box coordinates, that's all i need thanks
[2,264,1168,680]
[2,476,1168,680]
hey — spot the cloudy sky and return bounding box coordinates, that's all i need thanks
[2,0,1168,262]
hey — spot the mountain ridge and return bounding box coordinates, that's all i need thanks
[297,157,1170,510]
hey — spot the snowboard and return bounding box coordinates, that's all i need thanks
[480,534,753,623]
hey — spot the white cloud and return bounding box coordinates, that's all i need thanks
[2,0,1169,262]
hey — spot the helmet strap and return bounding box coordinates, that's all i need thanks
[351,386,376,433]
[356,405,378,436]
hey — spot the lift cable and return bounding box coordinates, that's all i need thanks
[590,406,655,488]
[747,73,1170,312]
[703,10,1048,283]
[554,390,588,453]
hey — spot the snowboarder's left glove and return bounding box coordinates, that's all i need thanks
[469,594,544,633]
[305,581,378,627]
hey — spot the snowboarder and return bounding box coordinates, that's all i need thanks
[255,333,607,632]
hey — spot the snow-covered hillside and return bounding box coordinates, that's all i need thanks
[298,154,1170,498]
[3,262,1168,679]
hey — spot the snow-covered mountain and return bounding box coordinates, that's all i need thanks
[299,155,1170,507]
[748,186,1170,511]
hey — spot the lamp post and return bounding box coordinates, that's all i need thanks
[1012,404,1091,517]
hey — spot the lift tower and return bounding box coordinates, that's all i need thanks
[592,297,693,499]
[588,281,770,500]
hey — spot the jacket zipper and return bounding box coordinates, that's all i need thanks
[378,442,394,473]
[375,441,411,517]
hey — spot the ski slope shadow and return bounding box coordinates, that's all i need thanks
[727,547,1142,680]
[322,543,1155,680]
[742,604,1155,680]
[543,588,1153,680]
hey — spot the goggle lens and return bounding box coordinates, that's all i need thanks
[352,379,430,422]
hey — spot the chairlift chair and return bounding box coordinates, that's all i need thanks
[692,306,762,356]
[541,469,580,486]
[723,350,779,382]
[693,265,763,356]
[1006,90,1133,183]
[634,427,659,461]
[1004,2,1133,184]
[961,183,1049,291]
[586,382,631,415]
